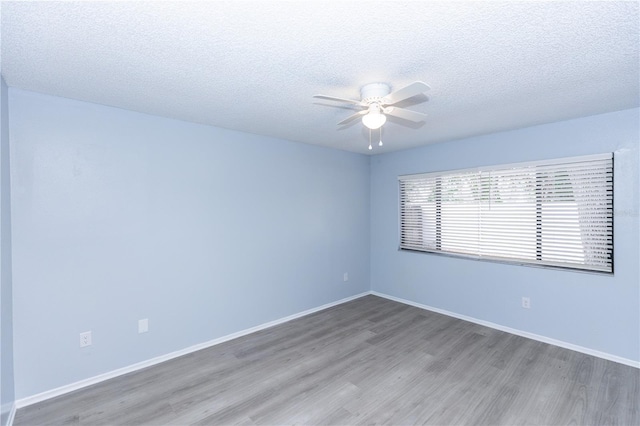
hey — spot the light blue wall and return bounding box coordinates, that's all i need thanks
[6,85,639,401]
[371,108,640,362]
[9,89,371,399]
[0,76,15,424]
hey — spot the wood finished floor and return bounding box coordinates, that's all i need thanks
[15,295,639,425]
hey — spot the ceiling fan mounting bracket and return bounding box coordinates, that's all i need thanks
[360,83,391,105]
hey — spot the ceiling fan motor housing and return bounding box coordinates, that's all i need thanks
[361,83,391,104]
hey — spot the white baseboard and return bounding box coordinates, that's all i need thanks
[371,291,640,369]
[15,291,371,409]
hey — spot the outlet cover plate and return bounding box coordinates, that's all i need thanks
[80,331,92,347]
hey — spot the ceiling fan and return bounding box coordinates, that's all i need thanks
[313,81,430,131]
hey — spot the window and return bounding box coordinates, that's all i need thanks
[399,153,613,273]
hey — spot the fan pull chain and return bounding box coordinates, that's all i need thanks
[379,128,383,146]
[368,129,372,150]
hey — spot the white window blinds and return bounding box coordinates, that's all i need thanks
[399,153,613,273]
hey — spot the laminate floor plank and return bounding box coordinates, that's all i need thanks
[14,295,640,425]
[168,330,376,423]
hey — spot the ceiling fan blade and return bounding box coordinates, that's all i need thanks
[381,81,430,105]
[313,95,364,106]
[384,107,427,122]
[337,110,367,125]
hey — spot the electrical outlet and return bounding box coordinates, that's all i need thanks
[522,297,531,309]
[80,331,92,347]
[343,272,348,282]
[138,318,149,334]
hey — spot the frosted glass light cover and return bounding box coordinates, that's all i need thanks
[362,112,386,129]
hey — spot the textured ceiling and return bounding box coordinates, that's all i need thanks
[1,1,638,154]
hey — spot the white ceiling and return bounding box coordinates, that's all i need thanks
[1,1,638,155]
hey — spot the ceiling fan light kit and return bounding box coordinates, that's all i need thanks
[314,81,430,150]
[362,104,386,130]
